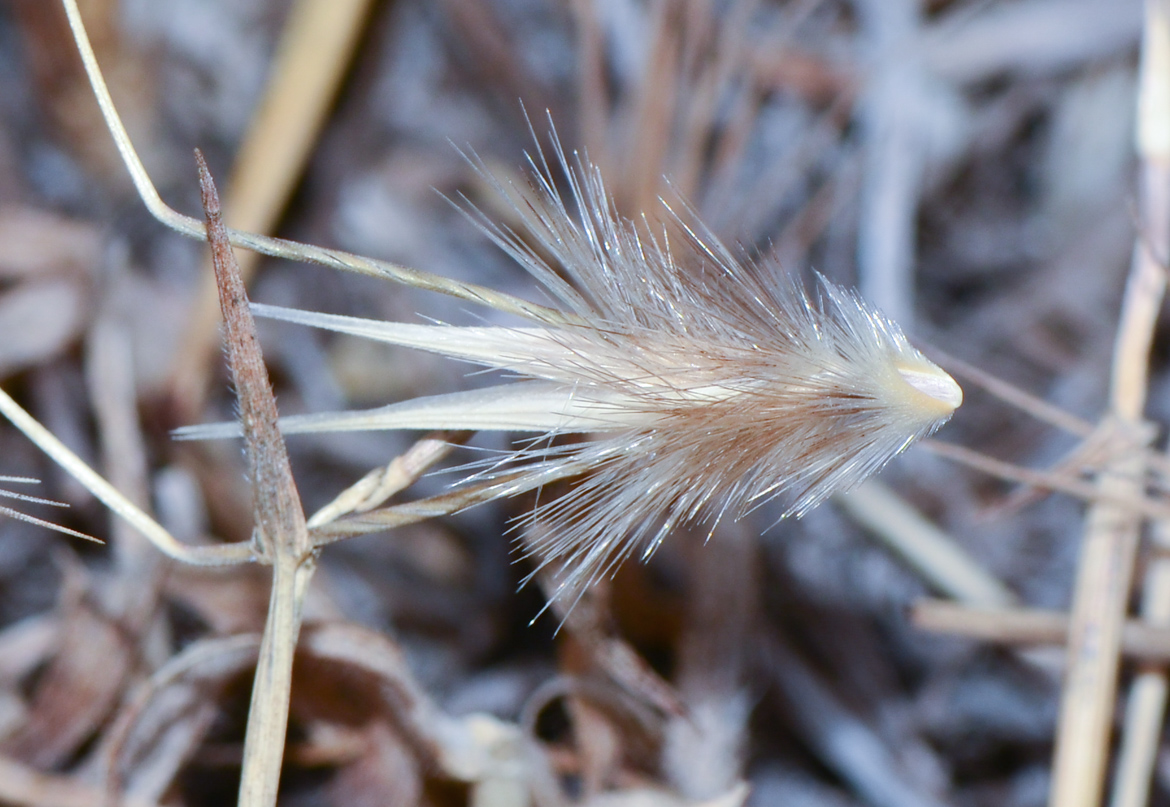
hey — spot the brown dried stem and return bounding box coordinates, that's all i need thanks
[195,149,316,807]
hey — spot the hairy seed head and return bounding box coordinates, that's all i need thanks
[184,129,962,604]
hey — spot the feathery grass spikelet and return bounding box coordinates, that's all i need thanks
[180,130,962,601]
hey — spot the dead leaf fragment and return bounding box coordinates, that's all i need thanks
[0,207,99,279]
[0,281,85,378]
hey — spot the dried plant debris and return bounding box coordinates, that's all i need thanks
[0,0,1163,806]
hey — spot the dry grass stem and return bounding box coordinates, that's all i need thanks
[837,480,1016,607]
[911,599,1170,665]
[306,431,469,528]
[1049,1,1170,802]
[924,440,1170,520]
[1107,2,1170,804]
[0,385,257,563]
[1112,516,1170,807]
[195,149,313,807]
[309,459,595,544]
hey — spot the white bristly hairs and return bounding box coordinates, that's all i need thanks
[180,130,962,604]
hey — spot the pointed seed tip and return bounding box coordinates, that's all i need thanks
[898,366,964,413]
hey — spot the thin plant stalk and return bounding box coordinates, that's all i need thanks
[238,554,315,807]
[922,441,1170,521]
[0,386,251,564]
[305,431,467,528]
[194,150,315,807]
[1111,521,1170,807]
[1108,2,1170,805]
[1049,1,1170,804]
[911,599,1170,664]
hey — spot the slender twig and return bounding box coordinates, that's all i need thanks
[837,480,1016,607]
[1109,3,1170,806]
[924,441,1170,521]
[306,431,469,529]
[0,386,253,564]
[911,599,1170,664]
[1050,0,1170,802]
[1112,518,1170,807]
[195,150,315,807]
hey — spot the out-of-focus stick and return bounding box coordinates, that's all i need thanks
[1051,2,1170,805]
